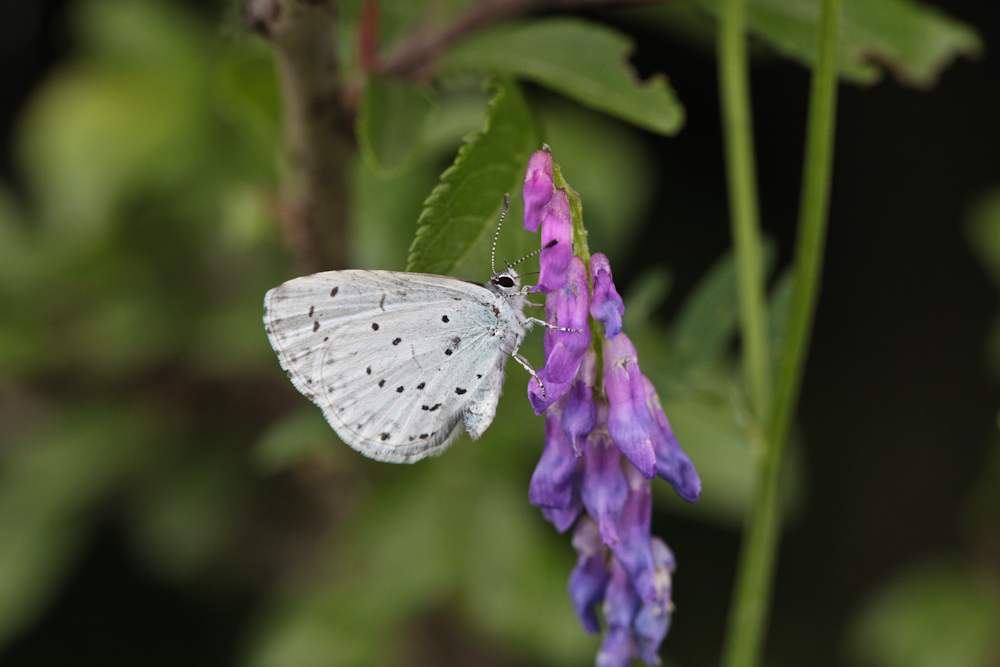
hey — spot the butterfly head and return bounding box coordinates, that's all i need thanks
[488,268,521,295]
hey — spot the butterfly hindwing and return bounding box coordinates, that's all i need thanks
[264,270,513,462]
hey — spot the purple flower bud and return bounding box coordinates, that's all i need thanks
[597,558,640,667]
[581,403,628,546]
[528,257,592,414]
[532,189,573,294]
[568,516,609,634]
[633,537,676,664]
[643,375,701,502]
[530,400,580,511]
[609,462,657,603]
[603,333,657,478]
[562,349,597,454]
[590,253,625,340]
[523,149,554,233]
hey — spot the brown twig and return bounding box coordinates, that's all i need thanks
[243,0,353,272]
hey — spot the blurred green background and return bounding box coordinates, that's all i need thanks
[0,0,998,666]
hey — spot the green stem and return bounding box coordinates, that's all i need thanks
[719,0,842,666]
[718,0,771,424]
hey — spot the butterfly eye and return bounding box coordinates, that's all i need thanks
[497,276,515,288]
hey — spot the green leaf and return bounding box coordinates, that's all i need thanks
[689,0,982,87]
[848,560,1000,667]
[621,267,673,334]
[407,77,536,275]
[357,74,433,175]
[669,244,776,372]
[440,18,684,135]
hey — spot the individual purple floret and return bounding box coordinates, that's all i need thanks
[532,188,574,294]
[542,501,583,534]
[597,558,641,667]
[590,252,626,340]
[561,349,597,454]
[603,333,658,479]
[523,148,555,233]
[528,256,592,414]
[568,516,610,634]
[633,537,676,664]
[643,375,702,502]
[530,399,581,515]
[581,403,628,546]
[608,462,658,603]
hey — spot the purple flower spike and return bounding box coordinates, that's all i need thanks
[633,537,676,664]
[581,403,628,546]
[590,253,625,340]
[609,462,657,603]
[597,558,640,667]
[530,401,581,511]
[643,376,701,502]
[532,189,573,294]
[523,148,555,233]
[528,257,592,414]
[562,349,597,454]
[568,516,609,634]
[603,333,657,478]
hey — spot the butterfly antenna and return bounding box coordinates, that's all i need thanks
[491,194,510,275]
[509,238,559,268]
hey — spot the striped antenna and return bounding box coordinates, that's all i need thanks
[509,238,558,268]
[491,194,510,275]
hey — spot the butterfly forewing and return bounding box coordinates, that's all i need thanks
[264,270,512,462]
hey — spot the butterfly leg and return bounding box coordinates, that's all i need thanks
[526,317,581,333]
[513,352,546,399]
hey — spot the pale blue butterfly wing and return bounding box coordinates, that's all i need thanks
[264,270,527,462]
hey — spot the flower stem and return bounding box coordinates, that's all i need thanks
[717,0,771,424]
[719,0,842,665]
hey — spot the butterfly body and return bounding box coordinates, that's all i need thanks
[264,268,528,463]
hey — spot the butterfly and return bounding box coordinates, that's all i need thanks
[263,197,558,463]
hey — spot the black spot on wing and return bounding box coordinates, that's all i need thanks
[417,382,425,390]
[396,386,404,393]
[366,366,371,375]
[330,286,339,297]
[477,374,482,379]
[420,433,429,439]
[379,294,386,311]
[392,337,401,345]
[312,321,320,332]
[380,433,390,441]
[308,306,314,317]
[445,349,452,356]
[372,323,379,331]
[378,379,385,388]
[442,315,449,323]
[455,388,466,395]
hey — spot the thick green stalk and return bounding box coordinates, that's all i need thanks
[717,0,772,423]
[719,0,842,666]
